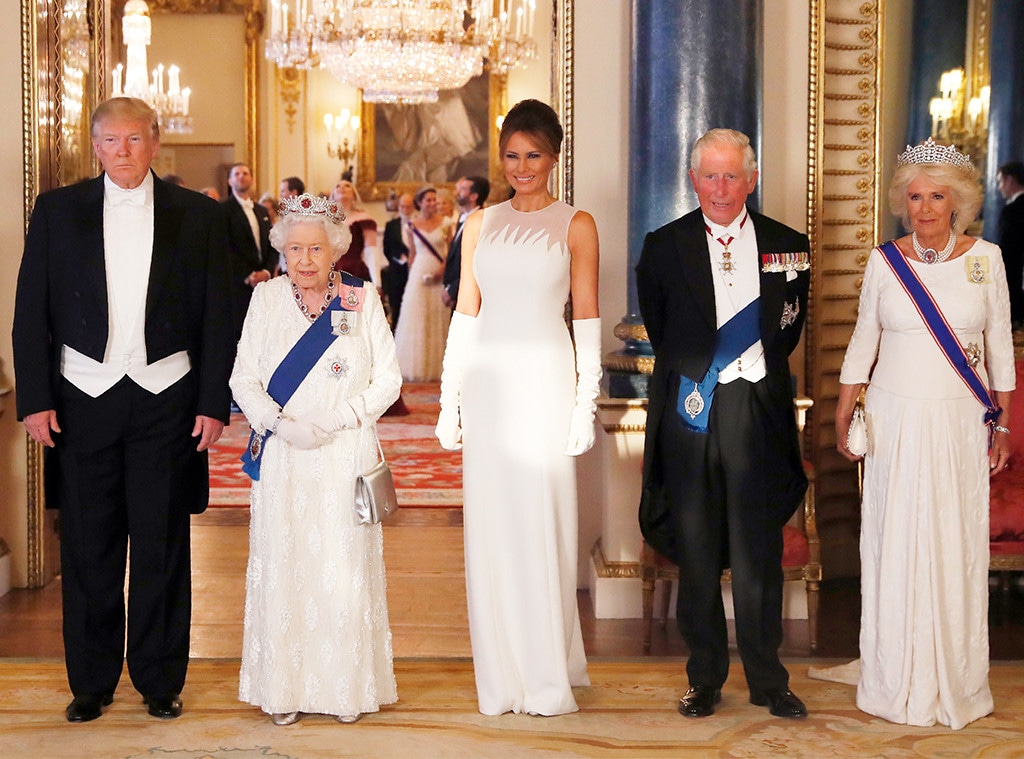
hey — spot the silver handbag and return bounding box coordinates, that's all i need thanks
[354,436,399,525]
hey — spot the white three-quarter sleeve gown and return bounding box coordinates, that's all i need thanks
[840,240,1015,729]
[459,200,590,716]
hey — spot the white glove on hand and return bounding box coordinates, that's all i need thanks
[435,311,479,450]
[564,318,603,456]
[296,402,359,436]
[276,418,330,450]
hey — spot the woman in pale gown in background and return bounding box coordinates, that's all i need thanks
[393,185,452,381]
[330,179,386,287]
[836,140,1014,730]
[435,99,602,716]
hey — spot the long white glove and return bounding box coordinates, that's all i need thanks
[435,311,478,450]
[295,401,359,436]
[276,418,330,450]
[564,318,603,456]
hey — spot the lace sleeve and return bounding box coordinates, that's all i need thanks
[983,242,1017,392]
[228,283,281,432]
[348,285,402,423]
[839,247,883,385]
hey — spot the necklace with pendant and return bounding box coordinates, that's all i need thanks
[912,230,956,264]
[292,270,337,321]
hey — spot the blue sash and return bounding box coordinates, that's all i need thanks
[240,280,362,480]
[877,240,999,426]
[676,297,760,433]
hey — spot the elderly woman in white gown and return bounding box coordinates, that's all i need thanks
[836,140,1014,730]
[230,193,401,726]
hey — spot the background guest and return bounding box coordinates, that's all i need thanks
[442,175,490,310]
[330,179,383,286]
[382,192,414,330]
[996,161,1024,327]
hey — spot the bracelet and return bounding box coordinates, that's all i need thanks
[993,425,1010,435]
[270,414,283,434]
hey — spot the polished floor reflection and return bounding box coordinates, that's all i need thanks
[1,507,1022,662]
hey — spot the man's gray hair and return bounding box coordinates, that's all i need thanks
[690,128,758,179]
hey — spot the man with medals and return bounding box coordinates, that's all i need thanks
[636,129,811,720]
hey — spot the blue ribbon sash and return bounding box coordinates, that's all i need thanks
[676,298,760,433]
[877,240,999,426]
[240,277,362,479]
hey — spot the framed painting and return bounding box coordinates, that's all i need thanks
[357,72,508,203]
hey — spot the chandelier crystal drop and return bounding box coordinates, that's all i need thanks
[111,0,193,134]
[265,0,537,104]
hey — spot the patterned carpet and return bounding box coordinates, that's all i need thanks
[3,660,1024,758]
[209,383,461,508]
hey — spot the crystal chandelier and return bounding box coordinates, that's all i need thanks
[110,0,193,134]
[265,0,537,104]
[928,67,989,165]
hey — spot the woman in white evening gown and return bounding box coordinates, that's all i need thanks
[836,141,1015,730]
[435,99,602,716]
[230,194,401,726]
[393,185,452,381]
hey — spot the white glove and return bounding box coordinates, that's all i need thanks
[564,318,603,456]
[276,418,330,450]
[364,244,386,288]
[296,402,359,436]
[435,311,478,450]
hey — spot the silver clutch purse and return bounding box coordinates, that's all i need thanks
[355,436,399,525]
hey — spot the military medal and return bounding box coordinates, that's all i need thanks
[332,310,355,336]
[683,385,705,419]
[345,289,361,308]
[706,212,747,276]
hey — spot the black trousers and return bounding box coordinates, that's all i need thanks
[55,374,195,697]
[658,375,805,693]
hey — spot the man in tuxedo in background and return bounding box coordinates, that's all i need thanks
[223,162,277,340]
[12,97,233,722]
[636,128,810,721]
[442,175,490,309]
[997,161,1024,326]
[382,192,415,330]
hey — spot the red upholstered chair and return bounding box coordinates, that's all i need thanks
[640,459,821,652]
[988,360,1024,589]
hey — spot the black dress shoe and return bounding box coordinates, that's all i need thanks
[66,693,113,723]
[749,687,808,718]
[677,686,722,718]
[144,693,183,719]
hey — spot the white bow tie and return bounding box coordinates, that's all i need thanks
[239,198,254,210]
[109,187,146,206]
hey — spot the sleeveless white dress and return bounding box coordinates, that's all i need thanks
[394,222,450,380]
[840,240,1015,729]
[460,200,590,716]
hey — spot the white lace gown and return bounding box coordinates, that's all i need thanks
[459,200,590,716]
[394,223,450,380]
[229,276,402,718]
[840,240,1015,729]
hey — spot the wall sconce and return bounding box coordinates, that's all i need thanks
[928,67,989,161]
[325,108,360,178]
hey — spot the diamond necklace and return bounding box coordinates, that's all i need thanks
[292,270,337,321]
[912,230,956,264]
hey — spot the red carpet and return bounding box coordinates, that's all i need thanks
[208,382,462,507]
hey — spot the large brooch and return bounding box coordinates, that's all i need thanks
[683,385,705,420]
[780,299,800,329]
[249,432,264,459]
[965,342,981,368]
[965,255,988,284]
[327,357,350,377]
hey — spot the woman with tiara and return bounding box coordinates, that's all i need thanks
[836,140,1014,729]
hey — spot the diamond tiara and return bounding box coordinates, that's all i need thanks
[896,137,973,171]
[279,193,345,224]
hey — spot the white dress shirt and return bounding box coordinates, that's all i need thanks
[703,209,766,385]
[61,173,191,397]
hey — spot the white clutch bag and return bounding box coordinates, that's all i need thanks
[847,405,868,457]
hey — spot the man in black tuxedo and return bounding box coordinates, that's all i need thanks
[636,129,810,720]
[223,162,277,340]
[442,175,490,310]
[997,161,1024,326]
[382,192,415,330]
[12,97,233,722]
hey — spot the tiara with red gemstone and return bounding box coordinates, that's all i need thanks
[896,138,973,171]
[279,193,345,224]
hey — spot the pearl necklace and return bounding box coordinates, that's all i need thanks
[292,270,336,321]
[912,230,956,264]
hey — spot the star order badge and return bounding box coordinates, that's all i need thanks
[683,385,705,420]
[965,342,981,368]
[327,357,350,377]
[780,299,800,329]
[249,433,263,459]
